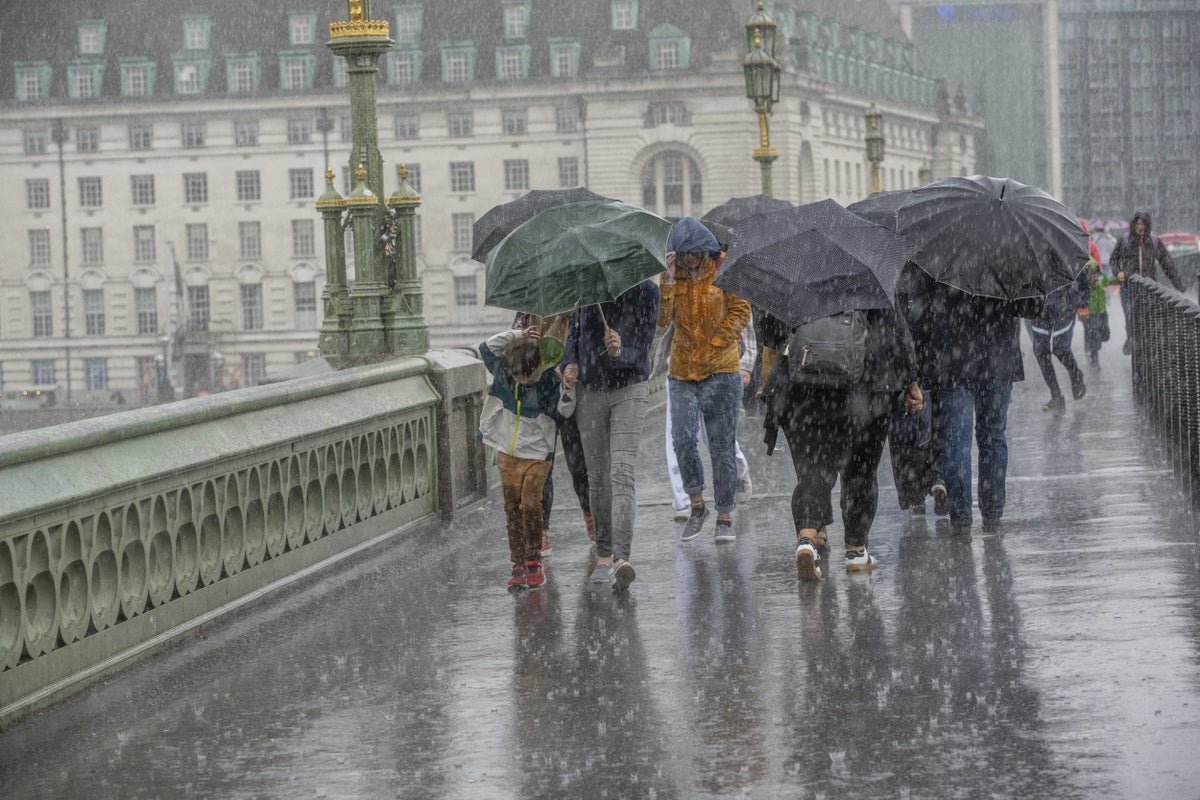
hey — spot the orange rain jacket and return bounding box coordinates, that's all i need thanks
[658,256,752,382]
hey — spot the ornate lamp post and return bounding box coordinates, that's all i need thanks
[865,99,885,194]
[743,1,781,196]
[51,119,72,403]
[918,161,933,185]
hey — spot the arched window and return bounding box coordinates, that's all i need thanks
[641,151,702,218]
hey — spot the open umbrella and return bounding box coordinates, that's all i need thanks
[471,187,611,262]
[713,199,910,328]
[846,190,911,231]
[484,200,670,317]
[701,194,793,229]
[895,175,1090,300]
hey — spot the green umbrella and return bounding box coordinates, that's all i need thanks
[485,200,671,317]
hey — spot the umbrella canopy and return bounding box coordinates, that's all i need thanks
[471,187,611,262]
[713,198,910,328]
[895,176,1091,300]
[846,190,911,231]
[1086,218,1128,232]
[701,194,793,228]
[484,200,671,317]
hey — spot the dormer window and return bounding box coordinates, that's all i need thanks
[611,0,638,30]
[183,16,210,50]
[121,59,156,97]
[68,63,102,99]
[15,63,51,102]
[226,54,260,94]
[395,5,424,45]
[648,24,690,71]
[441,43,477,84]
[289,13,316,46]
[78,21,106,55]
[503,2,529,39]
[279,52,314,90]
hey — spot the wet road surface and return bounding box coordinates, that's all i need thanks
[2,315,1199,799]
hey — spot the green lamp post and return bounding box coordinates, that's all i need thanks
[865,99,885,194]
[743,1,781,197]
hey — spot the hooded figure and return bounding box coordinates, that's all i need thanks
[1111,210,1184,353]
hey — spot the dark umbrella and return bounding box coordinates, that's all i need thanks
[713,199,910,328]
[846,190,911,231]
[484,200,670,317]
[894,175,1090,300]
[471,187,611,262]
[701,194,793,229]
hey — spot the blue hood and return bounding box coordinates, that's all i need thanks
[667,217,720,255]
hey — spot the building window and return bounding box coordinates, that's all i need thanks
[332,57,349,88]
[338,115,353,143]
[84,358,109,391]
[235,121,259,147]
[394,113,420,140]
[447,111,473,137]
[129,124,153,151]
[181,122,206,148]
[449,162,475,193]
[503,3,529,38]
[81,227,104,264]
[121,62,154,97]
[402,163,422,192]
[31,359,56,384]
[31,291,53,337]
[188,285,210,331]
[78,22,106,55]
[495,45,529,81]
[454,275,479,323]
[236,171,261,202]
[24,130,47,156]
[186,223,208,260]
[242,353,267,386]
[558,157,579,188]
[280,54,313,90]
[441,44,476,83]
[175,62,204,94]
[289,169,314,199]
[133,225,156,262]
[294,282,317,329]
[502,109,527,136]
[642,150,702,218]
[26,179,51,210]
[556,105,579,133]
[648,24,690,70]
[388,51,421,86]
[287,119,313,144]
[29,229,51,266]
[241,284,263,330]
[135,287,158,334]
[504,160,529,192]
[292,219,315,257]
[183,16,210,50]
[289,13,316,46]
[549,40,580,78]
[183,172,208,204]
[131,175,155,206]
[76,128,100,153]
[451,213,474,251]
[645,101,691,127]
[68,65,100,99]
[15,65,49,102]
[79,177,103,208]
[83,289,105,335]
[239,221,262,259]
[611,0,638,30]
[395,5,424,45]
[227,57,258,94]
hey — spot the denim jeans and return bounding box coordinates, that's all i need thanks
[668,372,743,512]
[936,383,1012,527]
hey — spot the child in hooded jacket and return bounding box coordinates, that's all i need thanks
[477,326,573,591]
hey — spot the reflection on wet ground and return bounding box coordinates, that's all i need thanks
[2,321,1198,799]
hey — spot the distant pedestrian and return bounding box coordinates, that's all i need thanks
[1111,211,1184,354]
[561,278,660,592]
[1026,269,1089,413]
[659,218,751,544]
[477,325,569,592]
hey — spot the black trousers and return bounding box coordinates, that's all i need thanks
[541,412,591,526]
[782,387,895,548]
[1029,323,1084,400]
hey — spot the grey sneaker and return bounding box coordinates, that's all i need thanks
[931,482,948,517]
[613,561,636,593]
[735,475,753,504]
[679,505,710,542]
[589,563,615,583]
[713,519,735,543]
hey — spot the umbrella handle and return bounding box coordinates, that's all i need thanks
[595,303,609,330]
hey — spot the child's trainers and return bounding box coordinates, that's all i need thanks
[845,548,878,573]
[525,558,546,589]
[796,537,821,581]
[507,563,528,592]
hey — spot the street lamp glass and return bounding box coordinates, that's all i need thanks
[743,50,778,104]
[745,2,778,59]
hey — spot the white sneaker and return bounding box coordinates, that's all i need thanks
[796,538,821,581]
[735,475,753,504]
[845,548,878,573]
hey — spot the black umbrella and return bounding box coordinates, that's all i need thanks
[894,175,1090,300]
[701,194,793,229]
[471,187,611,262]
[713,199,910,328]
[846,190,911,231]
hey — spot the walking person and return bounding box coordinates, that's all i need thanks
[1080,259,1118,367]
[561,278,660,592]
[1111,211,1185,354]
[477,325,570,592]
[659,218,752,543]
[1026,270,1089,413]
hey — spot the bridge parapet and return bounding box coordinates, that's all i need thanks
[0,352,486,727]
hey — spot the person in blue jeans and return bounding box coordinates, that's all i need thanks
[906,268,1041,531]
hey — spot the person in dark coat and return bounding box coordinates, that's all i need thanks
[906,269,1042,531]
[1111,211,1184,354]
[1026,270,1089,413]
[761,308,923,580]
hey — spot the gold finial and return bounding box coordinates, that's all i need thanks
[348,0,363,22]
[754,29,762,48]
[398,164,408,179]
[757,0,765,10]
[325,167,335,185]
[355,163,367,182]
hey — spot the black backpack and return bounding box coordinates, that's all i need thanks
[785,310,869,388]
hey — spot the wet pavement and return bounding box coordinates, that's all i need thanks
[3,312,1199,799]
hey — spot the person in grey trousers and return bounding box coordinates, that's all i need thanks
[561,278,661,592]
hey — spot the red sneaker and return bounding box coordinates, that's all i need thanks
[540,532,553,556]
[525,558,546,589]
[507,563,528,592]
[583,511,596,544]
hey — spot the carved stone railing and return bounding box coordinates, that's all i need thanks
[0,354,487,726]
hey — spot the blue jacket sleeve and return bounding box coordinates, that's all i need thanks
[613,280,660,368]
